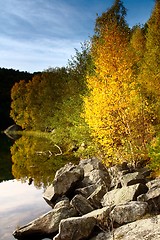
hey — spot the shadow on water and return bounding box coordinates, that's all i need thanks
[0,132,14,182]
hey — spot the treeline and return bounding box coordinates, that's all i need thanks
[0,68,33,130]
[10,0,160,174]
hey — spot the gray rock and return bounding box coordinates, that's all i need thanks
[53,216,96,240]
[81,169,111,189]
[87,184,107,208]
[13,202,77,239]
[138,178,160,212]
[75,184,97,198]
[85,206,113,231]
[120,172,146,186]
[79,158,111,188]
[136,167,152,178]
[101,183,148,207]
[146,177,160,189]
[53,217,96,240]
[43,163,84,206]
[90,214,160,240]
[54,207,112,240]
[108,165,123,189]
[54,197,70,209]
[71,194,94,215]
[79,157,108,172]
[110,201,148,225]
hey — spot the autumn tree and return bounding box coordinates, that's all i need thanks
[10,80,30,129]
[138,0,160,171]
[130,25,146,71]
[139,0,160,98]
[26,68,69,131]
[10,68,69,131]
[0,68,32,130]
[83,0,155,165]
[49,43,94,154]
[10,45,93,156]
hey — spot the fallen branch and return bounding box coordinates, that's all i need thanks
[54,144,63,156]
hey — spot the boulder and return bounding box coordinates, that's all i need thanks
[81,169,111,189]
[71,194,95,215]
[146,177,160,189]
[54,207,112,240]
[53,216,96,240]
[137,178,160,212]
[79,158,111,189]
[87,184,107,208]
[110,201,148,225]
[75,184,97,198]
[43,163,84,206]
[13,202,77,240]
[136,167,152,178]
[90,214,160,240]
[79,157,108,173]
[53,197,70,209]
[85,206,114,231]
[108,165,151,190]
[12,157,160,240]
[120,172,146,186]
[107,165,124,189]
[101,183,148,207]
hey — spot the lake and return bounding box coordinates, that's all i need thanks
[0,133,78,240]
[0,179,51,240]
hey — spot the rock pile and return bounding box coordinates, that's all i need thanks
[13,157,160,240]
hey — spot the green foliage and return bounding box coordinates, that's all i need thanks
[148,136,160,174]
[82,0,160,171]
[139,0,160,99]
[9,0,160,175]
[137,0,160,173]
[10,44,93,158]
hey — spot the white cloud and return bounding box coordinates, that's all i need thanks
[0,0,94,72]
[0,0,155,72]
[0,0,91,39]
[0,34,82,72]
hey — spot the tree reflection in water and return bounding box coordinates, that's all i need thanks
[10,135,79,188]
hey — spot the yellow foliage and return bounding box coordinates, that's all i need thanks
[83,23,154,165]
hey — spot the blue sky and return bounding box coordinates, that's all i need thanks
[0,0,155,73]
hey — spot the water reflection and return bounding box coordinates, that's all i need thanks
[10,135,79,187]
[0,133,79,240]
[0,179,51,240]
[0,133,13,182]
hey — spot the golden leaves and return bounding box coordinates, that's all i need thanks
[83,18,156,164]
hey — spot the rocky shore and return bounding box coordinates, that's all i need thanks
[13,157,160,240]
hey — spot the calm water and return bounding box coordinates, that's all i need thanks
[0,179,51,240]
[0,133,51,240]
[0,134,78,240]
[0,133,77,240]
